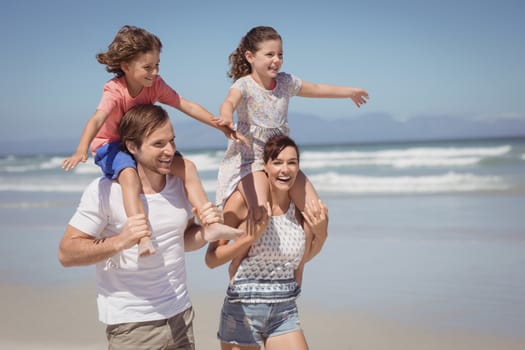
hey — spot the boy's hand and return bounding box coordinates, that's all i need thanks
[213,116,235,129]
[62,152,88,171]
[224,128,249,147]
[213,116,250,147]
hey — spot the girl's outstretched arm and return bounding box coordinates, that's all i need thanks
[297,81,369,107]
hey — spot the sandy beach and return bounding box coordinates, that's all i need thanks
[2,281,524,350]
[2,139,525,349]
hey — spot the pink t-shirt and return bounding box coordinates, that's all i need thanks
[91,76,181,153]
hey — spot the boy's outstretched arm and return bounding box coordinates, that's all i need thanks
[177,96,247,145]
[62,110,108,171]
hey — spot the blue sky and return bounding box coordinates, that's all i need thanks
[1,0,524,145]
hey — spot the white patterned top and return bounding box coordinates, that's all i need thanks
[226,203,305,303]
[215,72,302,206]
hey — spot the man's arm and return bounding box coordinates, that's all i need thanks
[183,202,230,252]
[183,219,208,252]
[58,214,150,266]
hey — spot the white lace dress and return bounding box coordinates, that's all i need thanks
[215,72,302,206]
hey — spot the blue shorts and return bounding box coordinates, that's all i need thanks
[94,141,136,180]
[217,299,302,346]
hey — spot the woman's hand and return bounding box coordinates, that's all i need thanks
[302,199,328,239]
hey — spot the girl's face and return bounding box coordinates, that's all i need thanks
[264,146,299,193]
[246,39,283,82]
[121,50,160,95]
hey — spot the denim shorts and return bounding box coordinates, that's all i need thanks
[217,299,301,346]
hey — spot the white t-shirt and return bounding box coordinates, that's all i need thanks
[69,175,193,325]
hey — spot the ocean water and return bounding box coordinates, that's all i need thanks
[1,137,524,336]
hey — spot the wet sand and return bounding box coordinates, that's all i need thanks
[1,281,523,350]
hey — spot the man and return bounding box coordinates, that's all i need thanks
[59,104,229,349]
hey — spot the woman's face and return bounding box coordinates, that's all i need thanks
[264,145,299,192]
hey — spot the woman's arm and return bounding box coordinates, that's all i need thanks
[205,192,249,268]
[205,191,268,269]
[301,199,329,262]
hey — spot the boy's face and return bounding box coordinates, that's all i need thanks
[121,50,160,92]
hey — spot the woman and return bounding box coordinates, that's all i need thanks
[206,134,328,350]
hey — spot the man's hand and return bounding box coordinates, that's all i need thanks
[118,214,151,251]
[194,202,224,226]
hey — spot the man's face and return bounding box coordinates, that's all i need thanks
[131,120,176,175]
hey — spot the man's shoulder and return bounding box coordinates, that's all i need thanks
[84,177,119,195]
[164,174,184,192]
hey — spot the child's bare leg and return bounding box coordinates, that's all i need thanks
[232,172,271,266]
[171,155,241,241]
[289,170,320,213]
[237,170,271,223]
[118,168,155,256]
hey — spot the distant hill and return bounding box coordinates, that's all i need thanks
[2,113,525,155]
[169,112,525,149]
[287,112,525,145]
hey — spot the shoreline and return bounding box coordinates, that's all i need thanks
[1,281,523,350]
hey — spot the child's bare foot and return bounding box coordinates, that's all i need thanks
[203,222,243,242]
[138,237,156,257]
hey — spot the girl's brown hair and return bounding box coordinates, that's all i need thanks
[96,25,162,77]
[227,26,282,81]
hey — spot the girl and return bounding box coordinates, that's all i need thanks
[206,134,328,349]
[215,25,368,225]
[63,25,242,256]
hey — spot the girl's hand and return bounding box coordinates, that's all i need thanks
[349,88,369,108]
[302,199,328,239]
[62,152,88,171]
